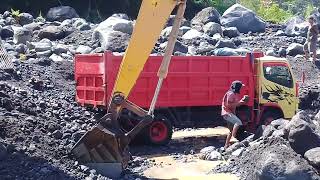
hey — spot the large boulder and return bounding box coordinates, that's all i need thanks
[95,15,133,35]
[92,30,130,52]
[285,112,320,155]
[13,27,31,44]
[286,43,304,56]
[221,4,266,33]
[305,147,320,169]
[285,16,307,37]
[38,26,65,40]
[203,22,222,36]
[191,7,221,27]
[46,6,79,22]
[19,13,34,26]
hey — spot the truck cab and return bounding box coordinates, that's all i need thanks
[254,56,299,126]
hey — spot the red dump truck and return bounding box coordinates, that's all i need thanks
[75,51,298,144]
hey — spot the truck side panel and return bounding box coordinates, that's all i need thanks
[103,52,255,108]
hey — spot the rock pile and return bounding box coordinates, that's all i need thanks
[212,111,320,179]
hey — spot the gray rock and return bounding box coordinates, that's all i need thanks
[73,18,91,31]
[92,47,105,53]
[19,13,34,26]
[15,44,27,54]
[95,15,133,35]
[188,46,197,55]
[182,29,203,40]
[203,22,222,36]
[285,112,320,154]
[304,147,320,168]
[179,26,191,35]
[278,47,287,57]
[214,47,239,56]
[5,17,17,25]
[221,4,266,33]
[52,130,63,139]
[13,27,31,44]
[215,39,236,48]
[207,150,222,161]
[191,7,221,26]
[76,45,93,54]
[0,143,7,161]
[160,40,187,54]
[53,44,69,54]
[166,15,190,27]
[286,43,304,56]
[38,26,65,40]
[255,148,319,180]
[29,39,53,52]
[3,11,11,19]
[200,146,216,154]
[23,22,41,31]
[223,27,240,38]
[110,13,129,20]
[270,119,289,130]
[93,30,129,52]
[49,54,64,62]
[275,30,286,36]
[1,26,14,38]
[266,49,276,56]
[79,23,91,31]
[231,147,245,157]
[36,50,52,57]
[197,42,215,55]
[47,6,79,22]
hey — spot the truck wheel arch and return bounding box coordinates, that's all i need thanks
[259,105,284,126]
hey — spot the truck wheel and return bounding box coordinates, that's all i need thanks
[145,116,173,145]
[260,111,282,126]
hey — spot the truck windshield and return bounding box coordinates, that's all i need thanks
[263,64,293,88]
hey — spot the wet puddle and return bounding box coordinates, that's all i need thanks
[141,127,238,180]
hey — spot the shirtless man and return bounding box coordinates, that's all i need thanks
[304,16,319,63]
[221,81,249,149]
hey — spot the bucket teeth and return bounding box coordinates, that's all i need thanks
[71,125,126,165]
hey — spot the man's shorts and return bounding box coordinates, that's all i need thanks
[223,113,243,126]
[304,41,317,53]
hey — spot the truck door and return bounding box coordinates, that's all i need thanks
[260,62,297,118]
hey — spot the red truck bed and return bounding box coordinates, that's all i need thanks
[75,52,256,109]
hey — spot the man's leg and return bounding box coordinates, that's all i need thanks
[311,43,317,62]
[304,42,310,60]
[223,115,242,148]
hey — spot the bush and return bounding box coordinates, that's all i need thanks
[240,0,293,23]
[258,4,293,23]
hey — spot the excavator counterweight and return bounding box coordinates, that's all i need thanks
[71,0,186,177]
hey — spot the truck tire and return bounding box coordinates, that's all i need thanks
[145,116,173,145]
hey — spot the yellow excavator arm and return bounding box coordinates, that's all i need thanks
[113,0,177,97]
[71,0,186,177]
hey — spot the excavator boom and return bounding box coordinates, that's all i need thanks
[71,0,186,177]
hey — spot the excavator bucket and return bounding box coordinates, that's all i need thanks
[71,123,129,178]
